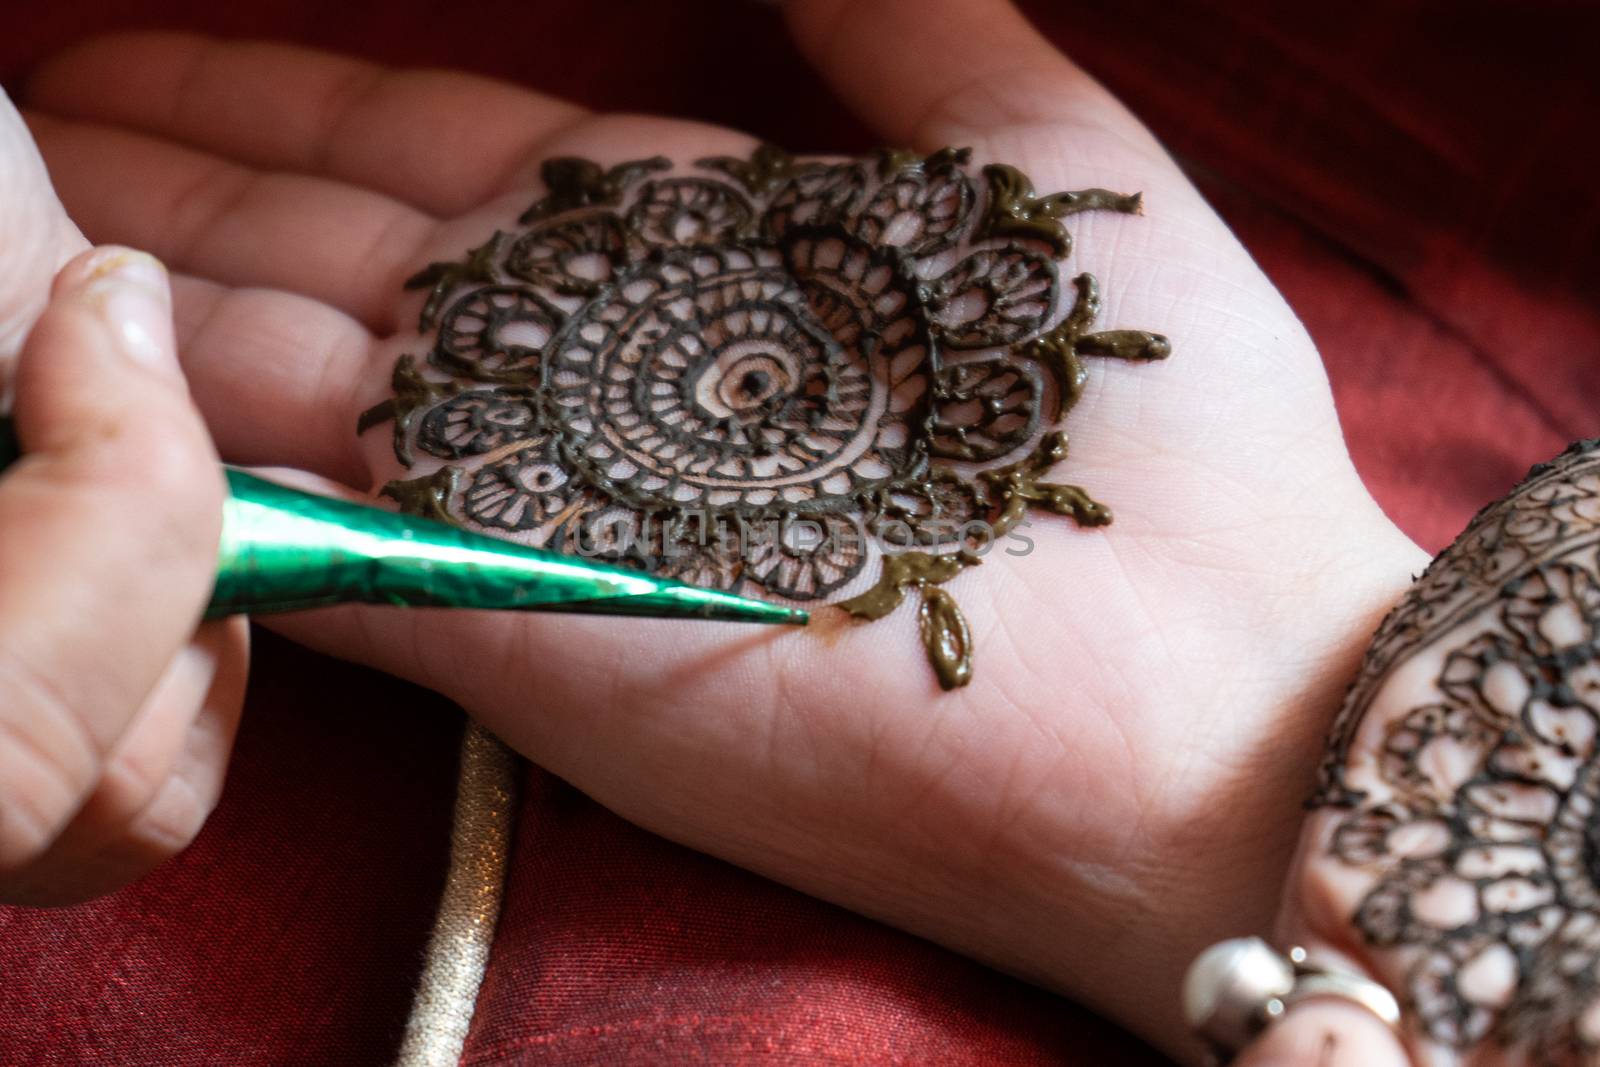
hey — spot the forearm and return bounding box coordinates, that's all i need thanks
[1075,520,1426,1060]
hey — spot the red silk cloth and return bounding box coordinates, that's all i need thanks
[1,2,1595,1063]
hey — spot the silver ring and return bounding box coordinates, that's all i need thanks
[1182,937,1401,1061]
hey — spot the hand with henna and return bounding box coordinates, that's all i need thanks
[13,0,1495,1059]
[1228,440,1600,1067]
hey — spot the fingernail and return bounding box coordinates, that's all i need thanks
[70,248,176,372]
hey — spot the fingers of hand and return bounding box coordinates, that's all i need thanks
[25,114,753,492]
[0,619,249,905]
[168,274,376,486]
[22,112,435,334]
[0,246,229,885]
[27,32,589,217]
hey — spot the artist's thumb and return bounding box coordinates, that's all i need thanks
[0,245,223,879]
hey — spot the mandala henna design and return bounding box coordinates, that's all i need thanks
[1315,439,1600,1062]
[361,145,1168,689]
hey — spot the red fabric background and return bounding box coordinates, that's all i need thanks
[1,2,1595,1064]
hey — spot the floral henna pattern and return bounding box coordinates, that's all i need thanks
[1315,439,1600,1062]
[360,145,1169,688]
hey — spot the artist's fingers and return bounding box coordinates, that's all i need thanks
[784,0,1168,163]
[0,619,248,905]
[168,274,377,486]
[0,247,224,875]
[0,88,86,361]
[27,33,588,218]
[24,111,436,333]
[1233,1000,1412,1067]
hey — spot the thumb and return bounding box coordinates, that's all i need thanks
[0,245,224,870]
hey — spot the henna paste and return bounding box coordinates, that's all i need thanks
[837,550,974,690]
[362,145,1167,688]
[1314,439,1600,1062]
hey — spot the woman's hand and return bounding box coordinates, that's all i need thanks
[1227,439,1600,1066]
[0,90,249,907]
[21,1,1428,1055]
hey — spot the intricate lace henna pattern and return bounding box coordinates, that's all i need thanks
[1318,442,1600,805]
[1316,439,1600,1062]
[362,145,1168,688]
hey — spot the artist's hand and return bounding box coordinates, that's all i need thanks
[23,3,1429,1056]
[0,91,249,908]
[0,89,84,360]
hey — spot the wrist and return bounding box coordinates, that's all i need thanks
[1011,511,1428,1061]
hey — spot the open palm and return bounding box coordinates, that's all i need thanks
[24,0,1428,1055]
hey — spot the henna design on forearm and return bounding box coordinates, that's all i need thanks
[360,145,1167,688]
[1314,439,1600,1062]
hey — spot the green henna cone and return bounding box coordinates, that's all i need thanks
[0,416,805,626]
